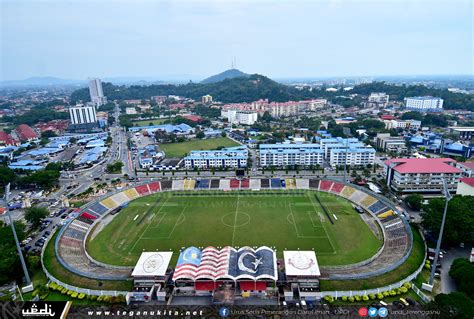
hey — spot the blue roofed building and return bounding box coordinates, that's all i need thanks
[128,123,193,135]
[77,146,108,166]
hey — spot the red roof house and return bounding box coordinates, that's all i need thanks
[0,131,19,146]
[15,124,38,141]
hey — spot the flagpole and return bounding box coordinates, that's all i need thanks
[4,184,31,285]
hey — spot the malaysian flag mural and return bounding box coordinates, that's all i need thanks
[172,246,277,281]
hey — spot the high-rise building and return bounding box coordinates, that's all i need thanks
[88,78,107,106]
[69,104,97,125]
[201,95,213,104]
[368,93,389,107]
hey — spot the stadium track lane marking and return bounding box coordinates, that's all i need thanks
[128,196,170,254]
[308,193,337,253]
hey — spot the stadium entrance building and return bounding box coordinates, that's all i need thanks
[127,252,173,304]
[283,251,321,302]
[172,246,278,303]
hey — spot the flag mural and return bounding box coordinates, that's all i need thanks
[172,246,277,281]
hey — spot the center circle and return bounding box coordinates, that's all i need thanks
[221,212,251,227]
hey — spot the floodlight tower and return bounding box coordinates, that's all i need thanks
[3,184,31,286]
[428,178,452,287]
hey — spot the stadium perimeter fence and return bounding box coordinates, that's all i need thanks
[41,230,129,297]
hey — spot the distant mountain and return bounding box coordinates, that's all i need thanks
[201,68,250,84]
[0,76,85,87]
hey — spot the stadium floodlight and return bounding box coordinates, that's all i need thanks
[427,178,452,287]
[3,184,31,286]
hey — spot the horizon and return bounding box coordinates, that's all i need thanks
[1,0,472,82]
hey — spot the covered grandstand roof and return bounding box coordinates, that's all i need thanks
[172,246,277,282]
[131,252,173,277]
[283,251,320,277]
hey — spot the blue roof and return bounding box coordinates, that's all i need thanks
[128,123,193,134]
[331,147,375,153]
[27,147,62,156]
[8,165,43,171]
[176,246,202,266]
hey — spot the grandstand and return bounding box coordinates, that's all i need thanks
[54,178,412,282]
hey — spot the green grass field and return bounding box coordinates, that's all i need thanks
[159,137,239,157]
[87,191,382,267]
[132,118,169,126]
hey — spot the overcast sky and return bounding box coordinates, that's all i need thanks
[1,0,472,81]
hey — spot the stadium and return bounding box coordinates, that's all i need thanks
[50,178,413,303]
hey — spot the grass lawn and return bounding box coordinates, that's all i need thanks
[132,118,169,126]
[319,226,426,291]
[43,230,132,291]
[87,191,382,267]
[160,137,239,158]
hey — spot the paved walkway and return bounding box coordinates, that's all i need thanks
[440,246,471,294]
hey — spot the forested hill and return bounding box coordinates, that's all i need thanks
[70,76,474,111]
[200,68,250,84]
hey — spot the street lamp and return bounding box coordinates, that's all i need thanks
[3,184,32,289]
[426,178,452,289]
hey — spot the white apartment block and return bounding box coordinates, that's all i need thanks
[88,78,107,106]
[329,147,375,167]
[384,158,462,193]
[319,137,360,158]
[384,119,421,130]
[259,144,324,167]
[69,104,97,125]
[183,146,248,169]
[202,95,213,103]
[404,96,443,112]
[221,109,258,125]
[125,107,138,115]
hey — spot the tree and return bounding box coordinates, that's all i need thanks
[405,193,423,211]
[21,170,60,189]
[449,258,474,299]
[106,161,124,174]
[0,222,26,285]
[421,195,474,246]
[196,131,205,139]
[426,292,474,319]
[0,167,16,189]
[25,207,49,228]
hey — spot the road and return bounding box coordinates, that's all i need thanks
[440,246,472,294]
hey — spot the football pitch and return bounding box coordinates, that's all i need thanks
[86,191,382,267]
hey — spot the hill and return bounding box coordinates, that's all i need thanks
[201,68,249,84]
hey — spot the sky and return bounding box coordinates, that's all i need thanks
[1,0,473,81]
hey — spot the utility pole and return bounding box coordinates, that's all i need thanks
[4,184,31,286]
[343,137,348,183]
[428,178,452,287]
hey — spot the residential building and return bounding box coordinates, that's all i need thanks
[328,146,375,167]
[456,162,474,177]
[384,158,462,194]
[384,119,421,131]
[0,132,19,147]
[88,78,107,106]
[15,124,38,142]
[183,146,248,169]
[69,104,98,125]
[201,95,213,104]
[126,107,138,115]
[404,96,443,112]
[456,178,474,196]
[259,144,324,167]
[368,92,389,107]
[319,137,360,158]
[128,123,193,135]
[374,133,407,153]
[221,109,258,125]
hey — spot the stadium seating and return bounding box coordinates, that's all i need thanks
[123,188,139,200]
[184,179,196,190]
[260,179,270,188]
[172,180,184,190]
[330,182,344,194]
[285,178,296,189]
[159,180,171,190]
[88,202,108,215]
[210,179,220,189]
[270,178,281,188]
[240,179,250,188]
[135,184,151,195]
[230,179,240,189]
[110,192,129,206]
[319,180,333,192]
[368,201,387,214]
[249,179,260,190]
[349,190,366,204]
[340,186,356,199]
[295,178,309,189]
[309,179,320,189]
[360,195,378,208]
[219,179,231,190]
[197,179,210,189]
[100,197,119,210]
